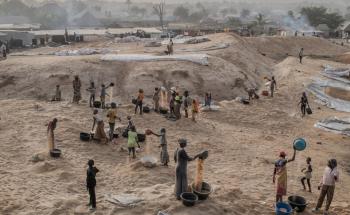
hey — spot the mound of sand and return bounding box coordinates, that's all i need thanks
[1,33,350,215]
[246,36,349,62]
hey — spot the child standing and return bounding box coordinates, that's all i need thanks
[301,157,312,192]
[106,102,121,142]
[192,99,199,122]
[127,126,139,158]
[86,82,96,108]
[135,89,144,115]
[86,159,99,211]
[100,84,110,109]
[152,128,169,166]
[127,116,134,130]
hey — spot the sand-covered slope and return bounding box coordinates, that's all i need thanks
[246,36,349,62]
[1,34,350,215]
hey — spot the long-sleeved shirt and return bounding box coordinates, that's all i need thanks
[321,167,339,186]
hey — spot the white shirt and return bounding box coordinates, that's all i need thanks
[0,44,5,52]
[321,167,339,186]
[93,112,103,122]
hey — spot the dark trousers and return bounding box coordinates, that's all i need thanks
[101,96,106,109]
[135,102,143,115]
[301,177,311,190]
[109,123,115,140]
[301,104,306,116]
[316,185,335,211]
[184,107,189,118]
[299,56,303,64]
[89,95,95,107]
[128,147,135,157]
[88,186,96,208]
[270,87,274,97]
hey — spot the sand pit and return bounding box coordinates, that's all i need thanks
[1,33,350,215]
[325,86,350,101]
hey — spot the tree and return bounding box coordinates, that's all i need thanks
[227,17,241,27]
[324,12,345,30]
[153,0,165,30]
[288,10,294,18]
[301,6,344,30]
[173,5,189,21]
[240,9,250,18]
[255,13,267,26]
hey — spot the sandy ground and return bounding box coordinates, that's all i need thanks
[0,33,350,215]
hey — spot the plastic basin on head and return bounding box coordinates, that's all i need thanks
[275,202,292,215]
[293,138,306,151]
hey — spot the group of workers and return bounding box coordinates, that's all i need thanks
[46,53,336,214]
[151,87,201,121]
[273,148,339,215]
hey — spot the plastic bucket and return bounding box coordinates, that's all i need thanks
[293,138,306,151]
[288,195,307,212]
[275,202,292,215]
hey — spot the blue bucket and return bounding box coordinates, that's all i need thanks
[276,202,292,215]
[293,138,307,151]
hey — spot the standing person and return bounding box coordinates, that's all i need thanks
[299,92,309,117]
[47,118,58,153]
[299,48,304,64]
[273,148,296,203]
[52,85,62,101]
[301,157,313,192]
[174,139,199,200]
[153,87,160,112]
[169,90,176,116]
[168,39,174,55]
[191,99,199,122]
[86,82,96,108]
[183,91,191,118]
[92,109,108,144]
[106,102,121,142]
[270,76,277,98]
[313,159,339,215]
[247,88,259,100]
[127,126,139,158]
[72,76,81,104]
[100,84,110,109]
[135,89,144,115]
[204,92,212,107]
[126,116,134,130]
[174,93,182,120]
[152,128,169,166]
[1,42,6,59]
[86,159,99,211]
